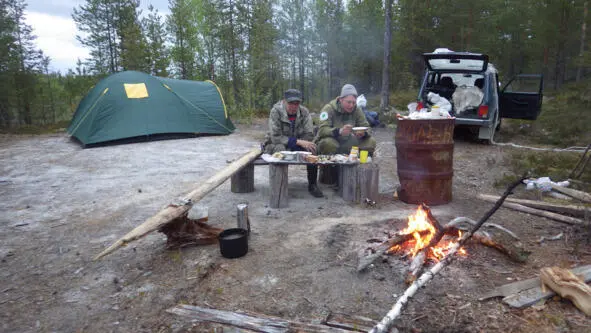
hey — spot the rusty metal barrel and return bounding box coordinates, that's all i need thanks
[395,118,455,205]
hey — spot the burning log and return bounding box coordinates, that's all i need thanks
[403,204,447,284]
[369,177,525,333]
[445,217,529,263]
[357,231,426,272]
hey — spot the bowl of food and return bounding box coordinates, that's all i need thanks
[352,126,369,135]
[280,151,298,161]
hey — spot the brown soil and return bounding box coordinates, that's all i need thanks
[0,120,590,333]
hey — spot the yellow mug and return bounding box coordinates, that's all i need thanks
[359,150,369,163]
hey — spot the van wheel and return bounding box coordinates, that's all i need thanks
[496,117,502,132]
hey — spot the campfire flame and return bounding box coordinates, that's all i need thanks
[390,205,466,261]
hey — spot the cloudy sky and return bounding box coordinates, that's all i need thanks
[25,0,170,73]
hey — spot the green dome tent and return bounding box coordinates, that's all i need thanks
[67,71,235,147]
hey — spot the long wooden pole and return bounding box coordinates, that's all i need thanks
[478,195,587,226]
[478,194,589,218]
[549,184,591,203]
[94,147,262,260]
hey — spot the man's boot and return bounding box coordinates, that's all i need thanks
[307,165,323,198]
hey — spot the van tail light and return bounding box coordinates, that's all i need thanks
[417,101,424,110]
[478,105,489,118]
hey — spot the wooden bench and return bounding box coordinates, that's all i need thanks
[231,158,379,208]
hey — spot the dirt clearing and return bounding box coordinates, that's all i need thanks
[1,121,589,333]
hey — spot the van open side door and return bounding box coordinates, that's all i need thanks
[499,74,544,120]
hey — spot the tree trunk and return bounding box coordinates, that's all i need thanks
[379,0,393,113]
[577,1,588,82]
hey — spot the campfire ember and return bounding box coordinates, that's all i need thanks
[388,204,467,261]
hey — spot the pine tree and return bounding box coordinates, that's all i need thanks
[143,5,170,76]
[117,0,150,72]
[73,0,121,73]
[167,0,200,79]
[9,0,43,125]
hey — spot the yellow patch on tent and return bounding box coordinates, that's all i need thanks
[124,83,149,99]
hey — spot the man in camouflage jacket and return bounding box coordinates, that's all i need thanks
[263,89,323,197]
[316,84,377,155]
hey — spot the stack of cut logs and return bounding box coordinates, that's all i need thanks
[478,183,591,227]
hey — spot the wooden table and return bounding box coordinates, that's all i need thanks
[231,158,379,208]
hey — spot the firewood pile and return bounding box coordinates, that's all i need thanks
[478,184,591,227]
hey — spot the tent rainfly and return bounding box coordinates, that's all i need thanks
[67,71,235,147]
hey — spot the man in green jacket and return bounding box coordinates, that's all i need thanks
[263,89,323,198]
[316,84,377,155]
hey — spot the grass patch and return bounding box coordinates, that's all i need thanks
[495,149,591,191]
[389,90,418,111]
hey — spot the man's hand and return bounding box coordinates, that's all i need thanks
[340,124,353,136]
[296,140,317,154]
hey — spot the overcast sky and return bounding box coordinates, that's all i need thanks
[25,0,170,73]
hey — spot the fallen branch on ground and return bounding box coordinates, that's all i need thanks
[479,194,590,218]
[94,147,262,260]
[369,177,525,333]
[549,184,591,204]
[478,195,588,226]
[167,304,378,333]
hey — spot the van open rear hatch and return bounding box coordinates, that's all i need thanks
[423,52,489,73]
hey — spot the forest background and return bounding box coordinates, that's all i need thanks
[0,0,589,129]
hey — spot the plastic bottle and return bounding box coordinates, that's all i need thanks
[349,146,359,161]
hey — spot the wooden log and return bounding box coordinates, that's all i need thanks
[470,232,530,263]
[357,231,428,272]
[324,312,378,332]
[540,266,591,315]
[549,184,591,203]
[405,251,426,284]
[502,265,591,309]
[167,304,358,333]
[269,163,289,208]
[478,194,589,217]
[358,163,380,203]
[159,214,223,249]
[479,264,591,300]
[478,195,587,225]
[339,164,359,202]
[231,162,255,193]
[404,205,445,284]
[94,147,262,260]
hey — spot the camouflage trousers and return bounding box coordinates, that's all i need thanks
[317,135,377,155]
